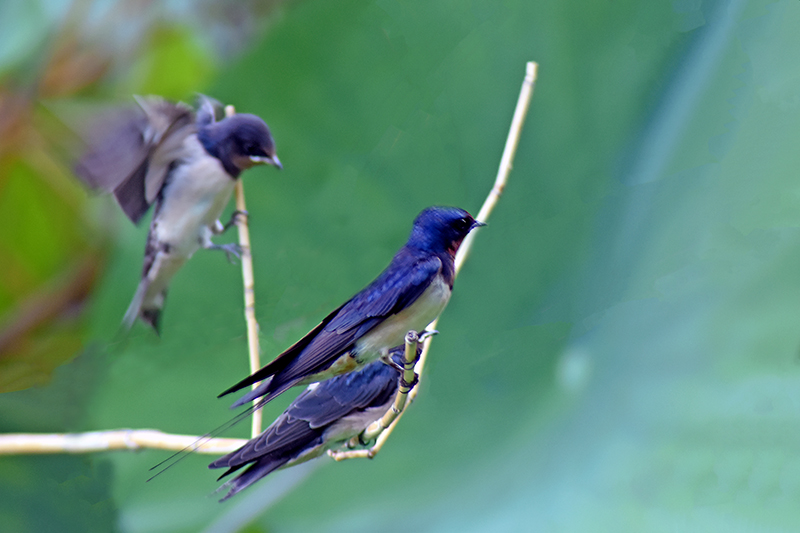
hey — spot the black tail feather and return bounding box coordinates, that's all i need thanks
[140,308,161,335]
[147,403,258,482]
[217,360,281,398]
[230,378,297,408]
[218,302,348,398]
[217,457,288,501]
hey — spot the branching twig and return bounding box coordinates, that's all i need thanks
[0,62,536,457]
[225,104,263,439]
[0,431,246,455]
[330,61,538,461]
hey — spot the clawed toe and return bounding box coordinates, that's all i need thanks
[222,210,249,232]
[419,329,439,341]
[400,372,419,390]
[208,243,242,263]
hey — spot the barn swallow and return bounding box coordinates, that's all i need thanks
[74,95,281,331]
[219,206,484,408]
[210,345,415,500]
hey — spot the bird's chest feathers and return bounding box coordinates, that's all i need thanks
[324,404,393,443]
[153,154,235,254]
[355,275,451,357]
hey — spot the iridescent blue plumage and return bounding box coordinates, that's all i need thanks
[219,206,484,407]
[210,348,410,501]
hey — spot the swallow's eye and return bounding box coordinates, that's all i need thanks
[242,143,260,155]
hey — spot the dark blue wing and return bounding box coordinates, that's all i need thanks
[266,252,441,386]
[291,356,400,427]
[210,358,402,501]
[220,251,441,402]
[213,359,400,470]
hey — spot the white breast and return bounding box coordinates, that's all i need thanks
[153,136,236,256]
[354,275,451,362]
[323,403,394,442]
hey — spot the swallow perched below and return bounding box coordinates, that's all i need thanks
[219,205,484,408]
[210,345,413,500]
[74,96,281,331]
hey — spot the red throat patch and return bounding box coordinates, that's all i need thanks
[447,238,464,257]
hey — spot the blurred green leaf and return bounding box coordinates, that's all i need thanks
[124,25,216,100]
[0,153,103,392]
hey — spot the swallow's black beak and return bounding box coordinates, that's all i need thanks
[249,154,283,169]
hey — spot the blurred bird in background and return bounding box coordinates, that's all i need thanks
[0,0,282,389]
[74,95,281,331]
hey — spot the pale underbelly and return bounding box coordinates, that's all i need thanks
[155,161,235,255]
[295,276,451,385]
[354,276,451,362]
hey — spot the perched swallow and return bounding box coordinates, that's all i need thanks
[74,96,281,331]
[210,345,413,500]
[219,206,484,408]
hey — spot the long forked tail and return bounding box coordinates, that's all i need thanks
[218,360,280,398]
[218,357,302,408]
[229,378,299,409]
[122,279,163,333]
[213,458,289,502]
[140,307,162,334]
[218,302,350,401]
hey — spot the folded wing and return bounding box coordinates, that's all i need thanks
[219,252,441,406]
[209,359,400,500]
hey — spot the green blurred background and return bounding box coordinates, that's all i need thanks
[1,0,799,531]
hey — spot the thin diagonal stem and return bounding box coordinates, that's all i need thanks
[331,61,538,461]
[225,105,263,439]
[358,331,419,445]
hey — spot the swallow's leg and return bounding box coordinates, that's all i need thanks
[383,356,420,386]
[200,222,242,263]
[330,332,424,462]
[393,330,435,376]
[220,210,249,233]
[384,357,404,373]
[206,243,242,264]
[382,355,419,390]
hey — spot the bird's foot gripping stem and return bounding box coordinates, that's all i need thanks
[395,329,435,389]
[329,329,435,462]
[221,210,249,233]
[399,372,419,391]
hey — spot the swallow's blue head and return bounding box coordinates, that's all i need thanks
[407,206,485,256]
[198,114,282,177]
